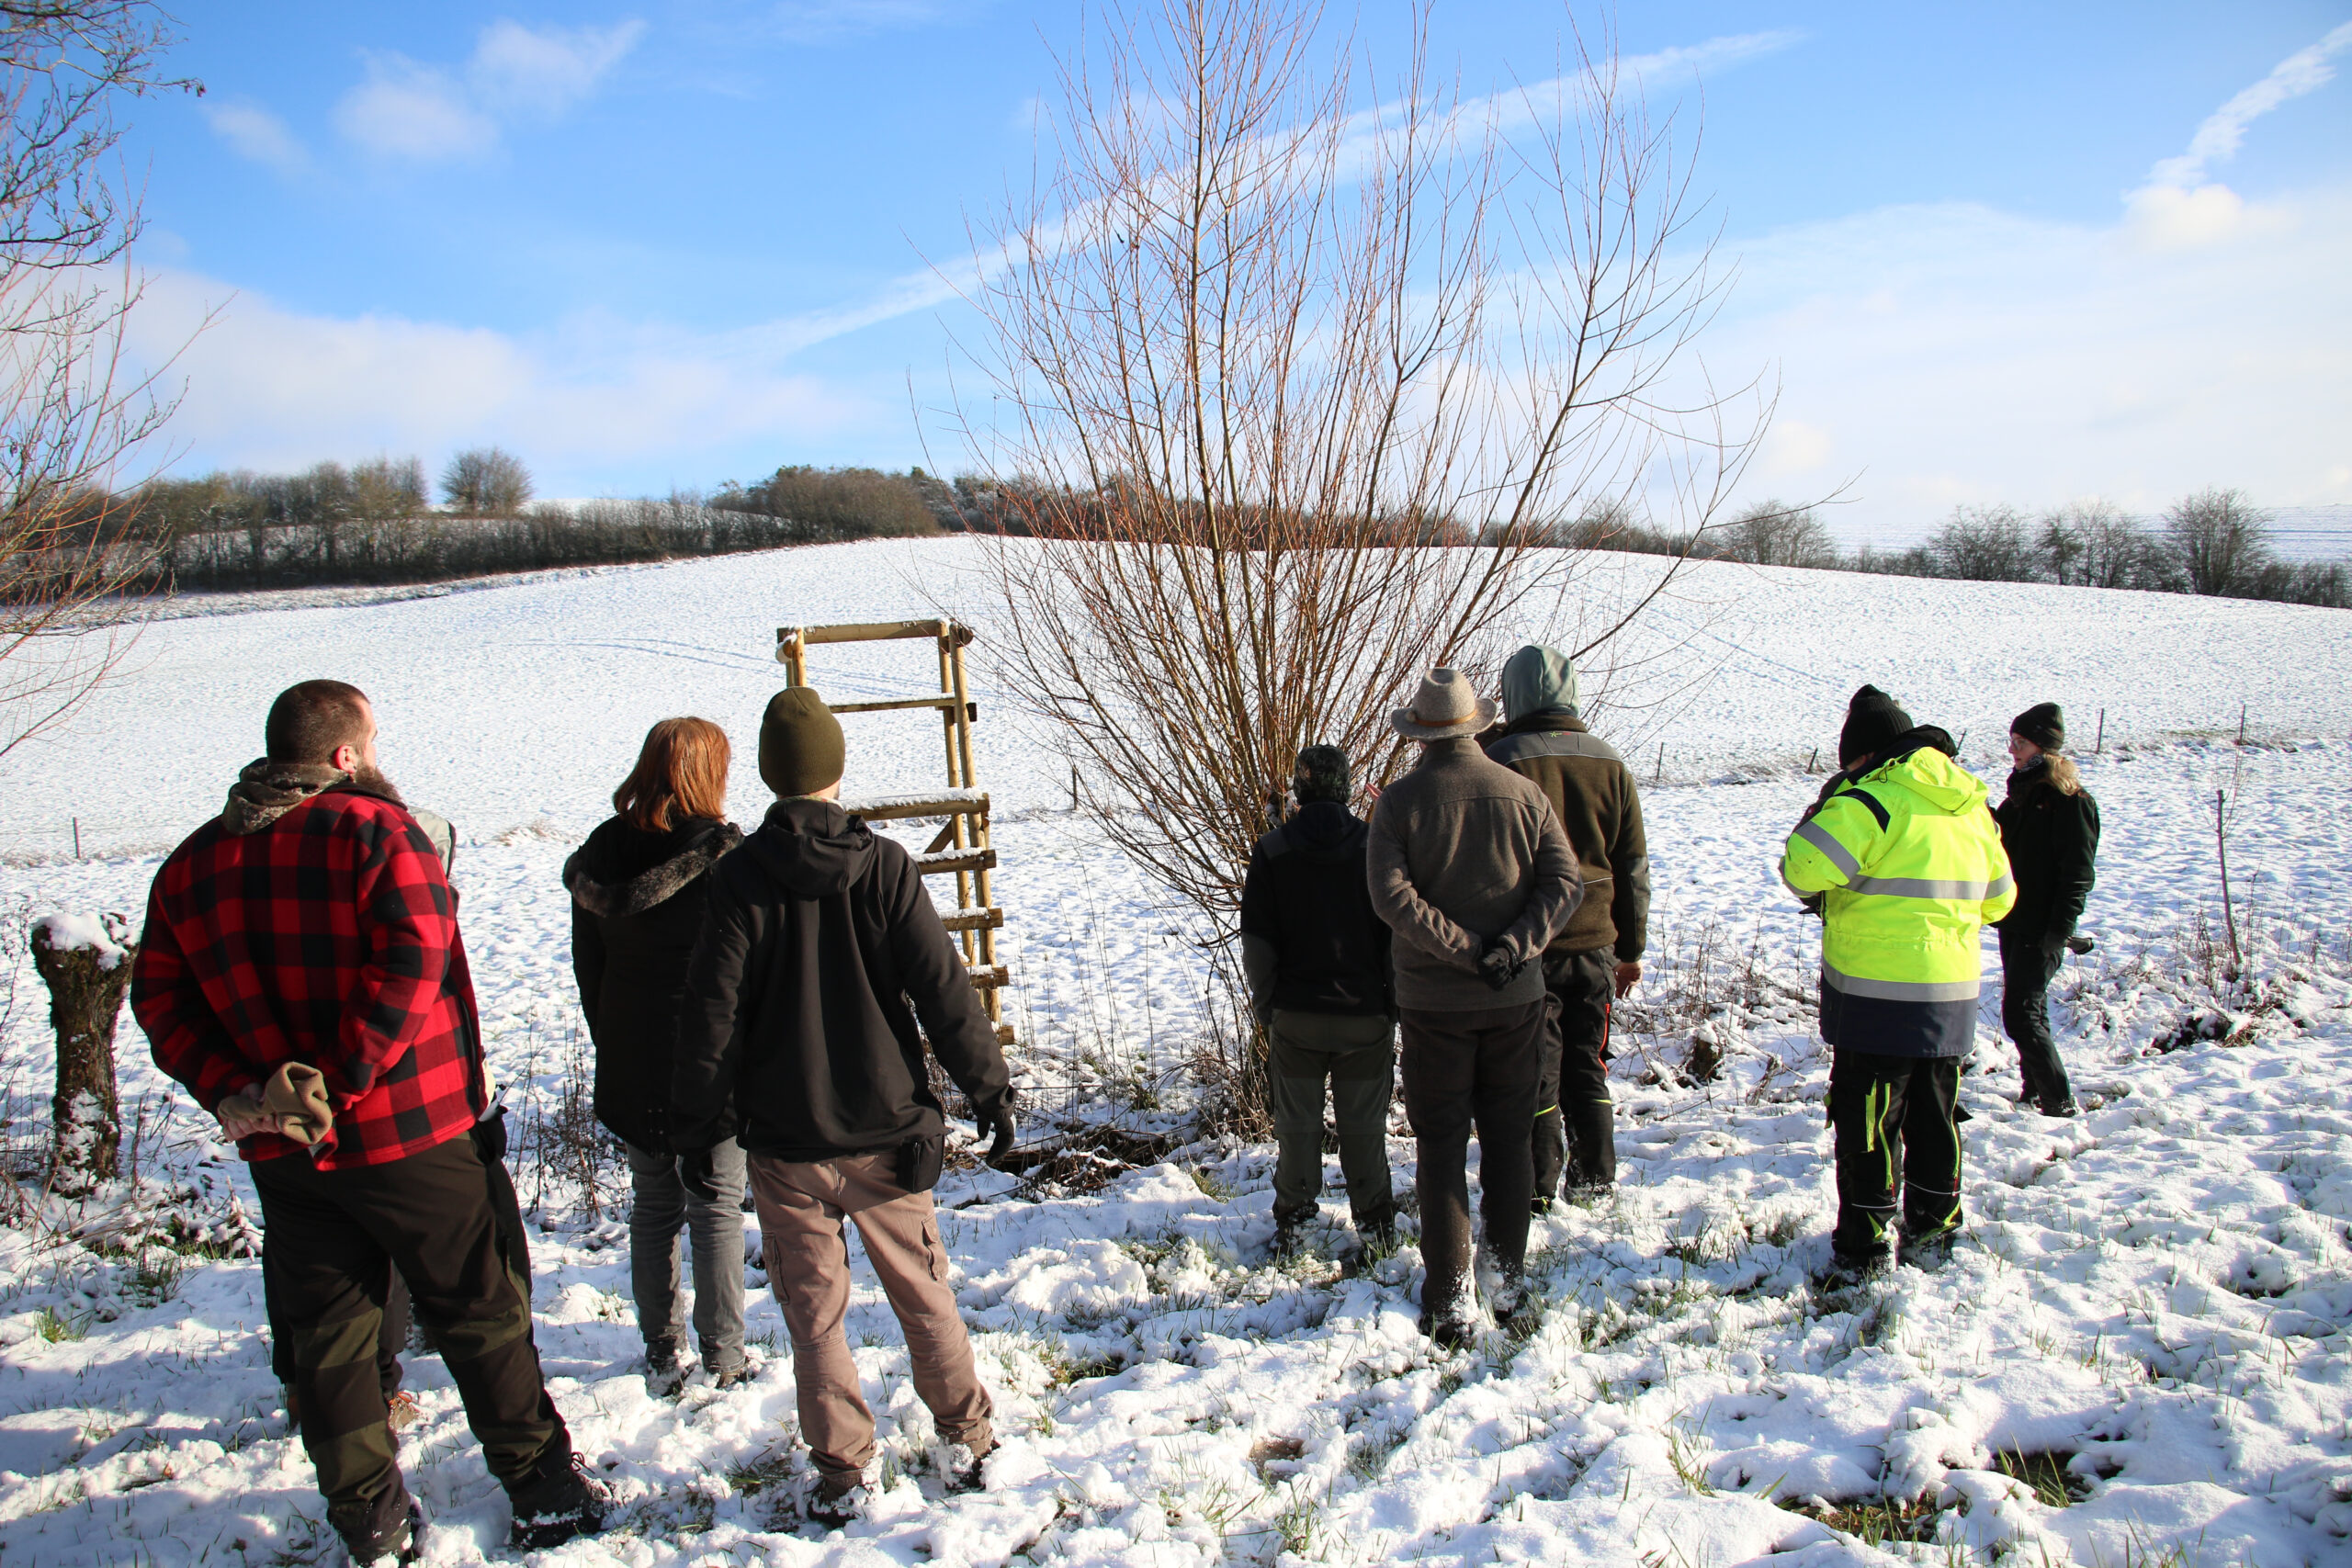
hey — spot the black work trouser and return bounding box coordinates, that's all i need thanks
[250,1134,568,1544]
[1533,949,1617,1200]
[1998,929,2073,1108]
[1827,1050,1962,1258]
[266,1117,531,1400]
[1399,998,1546,1323]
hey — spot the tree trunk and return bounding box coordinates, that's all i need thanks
[30,913,138,1195]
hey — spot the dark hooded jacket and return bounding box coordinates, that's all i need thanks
[1486,714,1649,962]
[1993,760,2100,942]
[1237,800,1393,1020]
[670,798,1010,1161]
[565,815,742,1153]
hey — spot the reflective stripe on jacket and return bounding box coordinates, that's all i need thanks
[1781,745,2016,1005]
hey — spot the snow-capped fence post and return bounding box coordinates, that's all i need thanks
[2212,790,2244,977]
[28,912,138,1196]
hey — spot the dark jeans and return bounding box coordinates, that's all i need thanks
[250,1134,571,1545]
[625,1137,748,1371]
[1399,998,1546,1324]
[266,1117,530,1398]
[1534,949,1617,1200]
[1998,928,2073,1107]
[1267,1010,1395,1231]
[1827,1050,1962,1258]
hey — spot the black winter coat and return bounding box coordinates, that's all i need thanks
[566,816,742,1153]
[670,798,1010,1161]
[1993,761,2100,942]
[1237,801,1393,1019]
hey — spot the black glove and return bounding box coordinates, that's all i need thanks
[1478,939,1521,993]
[981,1104,1016,1168]
[2065,932,2095,955]
[679,1146,718,1202]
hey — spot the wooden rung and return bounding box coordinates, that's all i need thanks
[916,848,997,875]
[967,965,1010,988]
[830,695,957,715]
[941,908,1005,932]
[778,620,956,649]
[848,793,990,823]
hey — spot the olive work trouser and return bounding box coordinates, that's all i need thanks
[1399,998,1545,1325]
[1266,1010,1396,1232]
[1827,1050,1963,1259]
[1533,949,1618,1201]
[250,1134,570,1547]
[747,1150,993,1483]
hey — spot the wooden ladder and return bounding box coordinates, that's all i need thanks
[775,619,1013,1046]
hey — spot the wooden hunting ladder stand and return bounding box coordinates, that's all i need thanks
[775,619,1013,1046]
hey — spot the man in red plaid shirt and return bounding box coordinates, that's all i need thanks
[132,680,604,1563]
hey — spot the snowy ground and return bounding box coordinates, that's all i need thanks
[0,540,2347,1566]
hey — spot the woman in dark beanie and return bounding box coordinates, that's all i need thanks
[1992,703,2100,1118]
[565,717,748,1391]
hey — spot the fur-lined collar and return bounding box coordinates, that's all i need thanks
[565,820,742,918]
[221,758,350,836]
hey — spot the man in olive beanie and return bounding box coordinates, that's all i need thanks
[759,687,847,797]
[676,685,1012,1527]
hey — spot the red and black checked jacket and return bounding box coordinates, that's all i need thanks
[132,786,487,1169]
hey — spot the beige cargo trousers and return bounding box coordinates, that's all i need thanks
[748,1150,993,1480]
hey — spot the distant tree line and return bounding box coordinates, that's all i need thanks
[114,452,942,592]
[1562,488,2348,609]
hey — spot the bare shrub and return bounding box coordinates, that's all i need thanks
[441,446,534,516]
[720,465,940,537]
[956,2,1770,924]
[1719,499,1837,569]
[2165,486,2274,599]
[1928,503,2039,581]
[2040,499,2172,590]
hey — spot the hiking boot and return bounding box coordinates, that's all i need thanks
[383,1390,422,1435]
[1827,1247,1894,1288]
[645,1337,687,1398]
[506,1449,608,1551]
[807,1469,874,1529]
[2041,1096,2081,1119]
[936,1438,992,1495]
[1563,1181,1612,1209]
[1416,1309,1475,1351]
[331,1490,420,1566]
[1903,1228,1958,1272]
[710,1359,755,1392]
[1271,1213,1311,1261]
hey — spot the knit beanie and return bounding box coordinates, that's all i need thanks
[1500,644,1578,721]
[758,688,846,796]
[1838,684,1913,768]
[2011,702,2064,751]
[1291,744,1351,805]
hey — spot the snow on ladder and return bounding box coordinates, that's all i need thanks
[775,619,1014,1046]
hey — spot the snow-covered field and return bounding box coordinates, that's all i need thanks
[0,539,2347,1566]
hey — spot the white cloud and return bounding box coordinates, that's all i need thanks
[203,100,308,172]
[1701,186,2352,536]
[127,270,888,484]
[469,19,648,118]
[2126,20,2352,249]
[333,19,646,161]
[334,57,500,161]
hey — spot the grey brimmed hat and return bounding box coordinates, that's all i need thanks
[1390,667,1499,740]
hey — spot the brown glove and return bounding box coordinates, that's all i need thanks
[218,1063,337,1156]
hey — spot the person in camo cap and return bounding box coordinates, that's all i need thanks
[1239,745,1396,1258]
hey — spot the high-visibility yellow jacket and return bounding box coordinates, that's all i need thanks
[1781,745,2015,1039]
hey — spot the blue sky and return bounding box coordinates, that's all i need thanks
[126,2,2352,536]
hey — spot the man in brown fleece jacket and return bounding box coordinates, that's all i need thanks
[1368,668,1580,1346]
[1486,644,1649,1206]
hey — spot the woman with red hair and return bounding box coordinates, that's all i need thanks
[565,717,748,1393]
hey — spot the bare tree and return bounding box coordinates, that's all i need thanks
[1928,503,2039,582]
[948,0,1768,923]
[2165,486,2274,598]
[2041,498,2170,591]
[0,2,198,759]
[1722,498,1837,568]
[441,446,534,515]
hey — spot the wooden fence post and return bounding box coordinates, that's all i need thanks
[29,913,138,1196]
